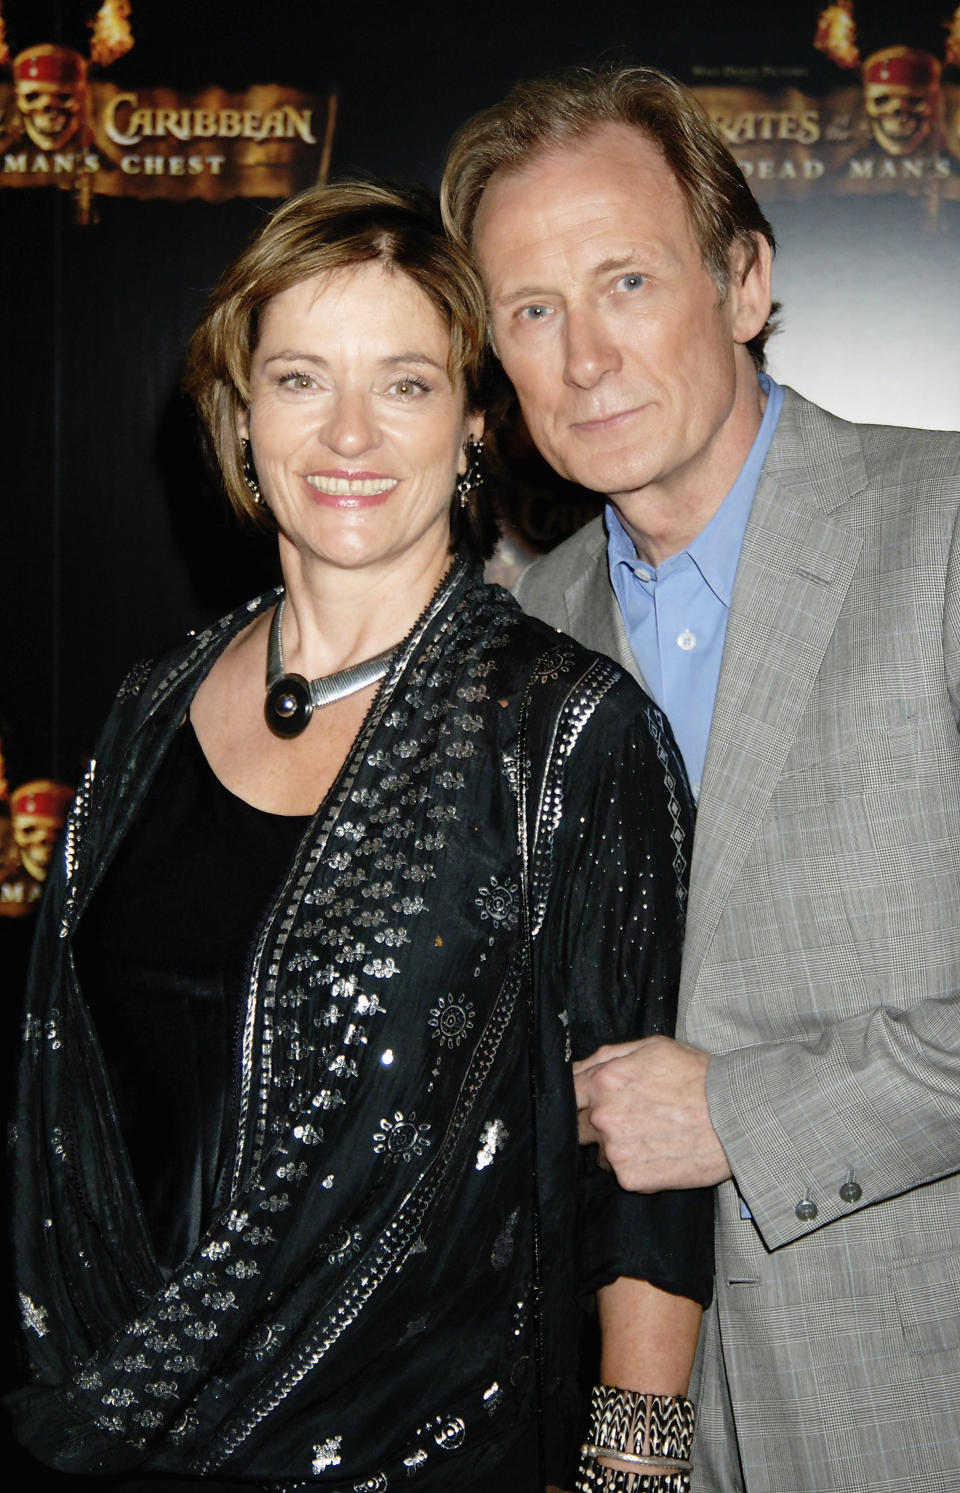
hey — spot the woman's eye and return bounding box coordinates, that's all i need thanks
[278,370,314,390]
[390,377,429,398]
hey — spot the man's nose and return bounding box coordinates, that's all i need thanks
[562,309,622,389]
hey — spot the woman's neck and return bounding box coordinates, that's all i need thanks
[275,539,456,678]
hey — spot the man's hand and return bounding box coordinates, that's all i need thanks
[573,1034,732,1191]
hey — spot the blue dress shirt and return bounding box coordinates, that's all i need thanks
[607,375,784,798]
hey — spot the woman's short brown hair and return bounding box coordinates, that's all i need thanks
[442,65,778,368]
[185,180,494,549]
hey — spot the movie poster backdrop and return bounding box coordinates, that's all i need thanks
[2,0,958,902]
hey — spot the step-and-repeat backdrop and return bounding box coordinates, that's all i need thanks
[2,0,959,935]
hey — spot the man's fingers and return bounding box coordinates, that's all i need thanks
[573,1041,644,1116]
[577,1107,611,1168]
[572,1039,643,1078]
[577,1106,602,1146]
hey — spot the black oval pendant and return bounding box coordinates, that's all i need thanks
[265,673,313,738]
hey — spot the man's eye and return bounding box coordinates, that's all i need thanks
[618,274,644,291]
[519,305,549,321]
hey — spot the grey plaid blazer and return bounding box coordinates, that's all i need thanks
[515,388,960,1493]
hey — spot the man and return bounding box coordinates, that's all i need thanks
[442,67,960,1493]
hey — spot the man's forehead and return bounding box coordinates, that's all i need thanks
[490,120,667,184]
[473,124,692,283]
[476,124,683,231]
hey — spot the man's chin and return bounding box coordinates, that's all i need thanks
[585,466,655,505]
[561,432,657,501]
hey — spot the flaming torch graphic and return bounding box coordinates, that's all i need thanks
[83,0,135,221]
[814,1,861,70]
[0,4,10,68]
[88,1,134,68]
[946,6,960,68]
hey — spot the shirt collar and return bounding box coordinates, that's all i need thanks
[605,373,785,605]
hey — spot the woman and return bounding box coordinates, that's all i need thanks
[9,183,710,1492]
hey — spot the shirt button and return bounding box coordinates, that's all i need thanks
[634,565,653,582]
[795,1195,818,1222]
[839,1175,862,1204]
[677,629,696,651]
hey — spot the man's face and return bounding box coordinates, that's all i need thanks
[473,124,770,546]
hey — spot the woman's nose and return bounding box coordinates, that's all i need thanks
[319,390,381,457]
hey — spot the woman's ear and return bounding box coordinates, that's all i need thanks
[458,413,485,470]
[237,406,251,441]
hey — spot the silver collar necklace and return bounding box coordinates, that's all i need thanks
[264,597,397,739]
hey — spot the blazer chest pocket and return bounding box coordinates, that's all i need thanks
[772,711,920,819]
[894,1251,960,1355]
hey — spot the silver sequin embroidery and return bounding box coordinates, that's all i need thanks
[476,1119,509,1171]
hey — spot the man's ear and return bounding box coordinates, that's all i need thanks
[729,234,773,347]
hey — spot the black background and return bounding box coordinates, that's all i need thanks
[3,0,959,786]
[2,0,959,1483]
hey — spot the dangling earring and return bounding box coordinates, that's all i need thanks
[242,438,264,505]
[456,437,484,509]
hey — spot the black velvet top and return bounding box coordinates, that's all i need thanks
[74,722,308,1274]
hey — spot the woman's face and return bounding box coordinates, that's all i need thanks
[239,261,482,583]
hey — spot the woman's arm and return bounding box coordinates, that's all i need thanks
[597,1277,700,1395]
[580,1279,700,1491]
[528,672,708,1489]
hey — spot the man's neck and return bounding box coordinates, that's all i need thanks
[613,371,769,567]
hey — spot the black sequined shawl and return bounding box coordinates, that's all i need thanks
[9,558,709,1487]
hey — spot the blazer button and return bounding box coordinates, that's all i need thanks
[795,1196,818,1222]
[840,1175,862,1203]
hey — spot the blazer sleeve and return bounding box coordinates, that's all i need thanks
[706,485,960,1251]
[532,679,714,1305]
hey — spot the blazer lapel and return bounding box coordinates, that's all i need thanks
[562,530,648,687]
[680,393,867,1007]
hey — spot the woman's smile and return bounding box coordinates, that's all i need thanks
[240,260,482,582]
[303,470,399,503]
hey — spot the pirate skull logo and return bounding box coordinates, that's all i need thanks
[12,45,88,151]
[862,47,941,156]
[0,3,134,153]
[10,781,74,882]
[815,3,956,158]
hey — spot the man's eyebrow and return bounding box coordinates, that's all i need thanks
[493,252,652,307]
[593,253,643,276]
[493,285,553,308]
